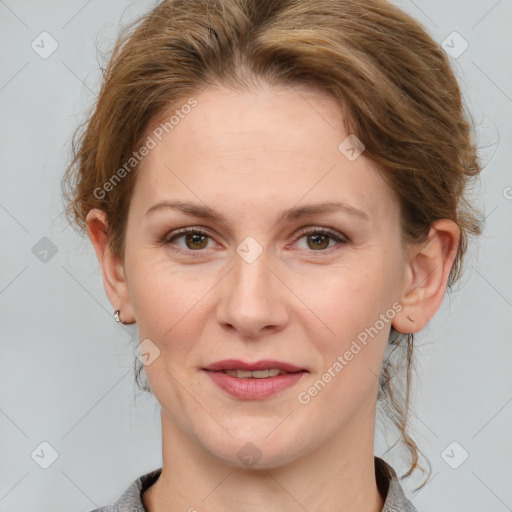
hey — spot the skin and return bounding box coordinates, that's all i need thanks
[87,82,460,512]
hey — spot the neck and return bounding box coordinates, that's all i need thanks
[143,409,384,512]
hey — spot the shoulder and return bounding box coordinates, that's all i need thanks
[375,456,419,512]
[86,467,162,512]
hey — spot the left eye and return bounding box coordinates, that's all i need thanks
[293,228,347,251]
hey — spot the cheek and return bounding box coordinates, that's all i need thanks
[127,250,220,348]
[296,270,395,418]
[297,257,400,391]
[297,260,391,338]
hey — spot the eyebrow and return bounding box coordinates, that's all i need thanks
[145,200,369,223]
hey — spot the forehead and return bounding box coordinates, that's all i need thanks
[132,84,397,224]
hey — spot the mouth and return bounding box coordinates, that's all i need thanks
[202,358,307,375]
[217,368,292,379]
[201,359,308,400]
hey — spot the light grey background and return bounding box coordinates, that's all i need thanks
[0,1,510,511]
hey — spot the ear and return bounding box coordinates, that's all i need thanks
[392,219,460,334]
[86,209,135,324]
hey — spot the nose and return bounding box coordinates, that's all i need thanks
[216,249,290,338]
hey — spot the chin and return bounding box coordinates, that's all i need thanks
[199,428,307,471]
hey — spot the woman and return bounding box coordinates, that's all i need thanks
[61,0,482,510]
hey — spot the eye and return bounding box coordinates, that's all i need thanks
[162,226,348,255]
[292,227,348,252]
[163,228,216,252]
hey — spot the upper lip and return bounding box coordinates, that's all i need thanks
[202,359,306,373]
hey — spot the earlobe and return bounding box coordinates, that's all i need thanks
[86,209,135,324]
[392,219,460,334]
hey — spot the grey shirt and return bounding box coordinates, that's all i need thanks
[88,456,418,512]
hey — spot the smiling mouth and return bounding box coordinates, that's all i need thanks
[201,359,308,400]
[203,365,307,400]
[216,368,300,378]
[202,359,307,374]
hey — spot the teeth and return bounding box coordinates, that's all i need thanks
[223,368,283,378]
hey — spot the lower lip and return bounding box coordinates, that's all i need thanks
[203,370,307,400]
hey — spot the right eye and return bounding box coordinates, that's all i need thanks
[163,228,217,252]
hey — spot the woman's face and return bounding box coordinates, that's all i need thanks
[123,83,409,467]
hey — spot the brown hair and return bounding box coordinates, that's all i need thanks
[61,0,483,487]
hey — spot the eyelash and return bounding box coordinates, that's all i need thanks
[162,226,348,256]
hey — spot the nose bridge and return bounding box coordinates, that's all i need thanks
[216,247,288,336]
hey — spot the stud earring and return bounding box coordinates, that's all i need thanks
[406,314,415,323]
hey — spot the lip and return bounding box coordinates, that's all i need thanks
[202,359,306,373]
[201,359,308,400]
